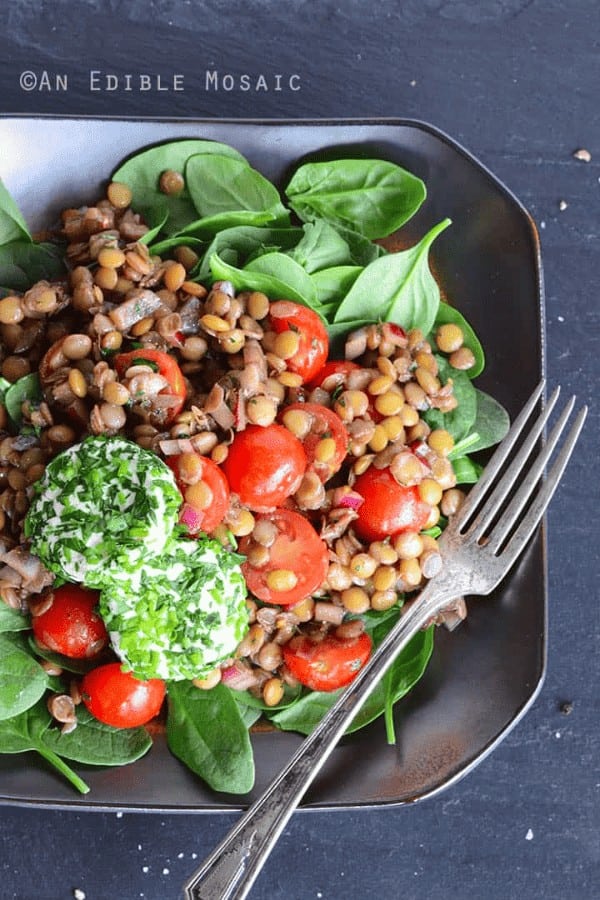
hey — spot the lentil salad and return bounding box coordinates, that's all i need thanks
[0,139,510,794]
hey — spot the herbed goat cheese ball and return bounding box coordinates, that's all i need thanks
[24,434,181,587]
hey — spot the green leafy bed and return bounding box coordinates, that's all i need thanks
[0,138,509,795]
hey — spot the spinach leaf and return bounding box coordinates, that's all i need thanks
[451,455,483,484]
[186,154,289,229]
[0,632,48,720]
[285,158,426,239]
[0,240,66,292]
[43,706,152,765]
[244,252,319,307]
[209,251,316,309]
[167,681,254,794]
[234,700,263,730]
[233,683,302,713]
[432,301,485,379]
[112,139,246,238]
[333,219,451,334]
[287,221,353,274]
[28,636,99,674]
[311,266,363,307]
[0,698,89,793]
[194,224,303,281]
[0,179,32,245]
[146,235,205,258]
[349,626,434,736]
[0,376,11,401]
[181,209,283,238]
[4,373,42,429]
[468,389,511,452]
[268,626,434,736]
[0,604,29,633]
[423,356,478,441]
[334,225,388,266]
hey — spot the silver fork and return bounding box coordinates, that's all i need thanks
[183,381,587,900]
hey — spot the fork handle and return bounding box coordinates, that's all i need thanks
[183,580,453,900]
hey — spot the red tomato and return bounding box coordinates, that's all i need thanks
[270,301,329,383]
[352,466,431,542]
[114,348,186,425]
[221,424,307,511]
[239,508,329,606]
[81,663,166,728]
[283,632,372,692]
[281,402,349,482]
[32,585,108,659]
[307,359,360,391]
[166,452,230,535]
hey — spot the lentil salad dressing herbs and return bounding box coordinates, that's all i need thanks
[0,138,509,794]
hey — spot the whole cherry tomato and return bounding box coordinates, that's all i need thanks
[114,348,186,426]
[281,402,349,482]
[221,423,307,511]
[81,662,166,728]
[239,508,329,606]
[269,301,329,383]
[166,451,230,535]
[282,632,372,692]
[352,466,431,542]
[32,584,108,659]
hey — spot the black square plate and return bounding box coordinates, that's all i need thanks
[0,117,545,811]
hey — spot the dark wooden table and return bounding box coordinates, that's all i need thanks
[0,2,598,898]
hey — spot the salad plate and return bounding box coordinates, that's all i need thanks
[0,117,545,811]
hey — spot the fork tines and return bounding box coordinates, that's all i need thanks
[447,380,587,561]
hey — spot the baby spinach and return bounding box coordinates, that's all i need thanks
[311,265,363,307]
[451,455,483,484]
[286,221,353,274]
[112,139,246,238]
[423,356,478,441]
[333,219,451,334]
[193,224,303,280]
[0,604,29,633]
[27,636,99,674]
[268,626,434,737]
[0,240,66,292]
[0,632,48,720]
[0,178,32,245]
[167,680,254,794]
[466,389,511,452]
[4,372,42,430]
[42,706,152,766]
[209,251,317,310]
[185,154,289,232]
[0,698,89,794]
[285,158,426,239]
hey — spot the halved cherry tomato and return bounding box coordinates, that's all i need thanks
[282,632,372,692]
[239,508,329,606]
[281,402,349,482]
[81,662,166,728]
[352,466,431,542]
[114,348,186,425]
[221,424,306,511]
[306,359,360,391]
[32,584,108,659]
[269,301,329,383]
[166,452,230,535]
